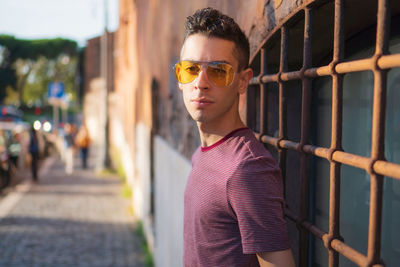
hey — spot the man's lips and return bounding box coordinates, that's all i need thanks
[191,98,214,107]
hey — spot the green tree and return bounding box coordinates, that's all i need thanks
[21,55,78,106]
[0,35,78,105]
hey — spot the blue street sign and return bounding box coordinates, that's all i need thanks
[48,82,65,99]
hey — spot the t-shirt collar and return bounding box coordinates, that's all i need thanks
[201,127,249,152]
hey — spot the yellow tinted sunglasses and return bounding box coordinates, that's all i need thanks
[174,60,235,87]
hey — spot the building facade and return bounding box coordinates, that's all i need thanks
[85,0,400,266]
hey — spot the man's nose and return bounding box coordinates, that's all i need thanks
[194,68,210,89]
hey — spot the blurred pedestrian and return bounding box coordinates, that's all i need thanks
[9,132,21,168]
[29,125,39,181]
[64,123,76,174]
[75,124,91,169]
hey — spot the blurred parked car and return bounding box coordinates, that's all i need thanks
[0,105,24,123]
[0,121,30,190]
[0,129,11,189]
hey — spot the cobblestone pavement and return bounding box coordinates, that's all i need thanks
[0,156,145,267]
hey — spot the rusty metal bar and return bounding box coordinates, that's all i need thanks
[298,7,313,267]
[262,135,297,150]
[378,53,400,69]
[304,66,332,77]
[285,208,327,239]
[330,239,369,267]
[249,53,400,85]
[248,0,400,266]
[327,0,344,266]
[286,206,372,267]
[333,151,372,171]
[280,70,303,81]
[262,135,400,180]
[262,73,280,83]
[278,26,289,194]
[335,58,375,73]
[367,0,390,265]
[374,161,400,179]
[259,48,267,135]
[312,54,400,74]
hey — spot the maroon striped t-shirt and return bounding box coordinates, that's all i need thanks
[183,128,290,267]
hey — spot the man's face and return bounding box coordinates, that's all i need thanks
[178,34,249,126]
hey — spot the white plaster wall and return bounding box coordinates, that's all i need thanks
[109,119,154,248]
[135,123,152,221]
[84,78,107,172]
[135,123,156,250]
[109,117,135,186]
[154,136,191,267]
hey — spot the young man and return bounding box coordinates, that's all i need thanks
[175,7,295,267]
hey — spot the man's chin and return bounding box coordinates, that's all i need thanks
[192,116,211,125]
[189,111,208,122]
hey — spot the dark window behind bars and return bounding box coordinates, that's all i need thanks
[246,0,400,266]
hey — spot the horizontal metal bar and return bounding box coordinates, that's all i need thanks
[335,58,373,73]
[304,66,331,77]
[249,53,400,85]
[332,150,369,170]
[374,160,400,179]
[286,207,372,267]
[303,144,330,158]
[330,239,369,266]
[378,53,400,69]
[281,70,303,81]
[285,208,326,239]
[259,135,400,180]
[262,73,280,83]
[260,135,280,148]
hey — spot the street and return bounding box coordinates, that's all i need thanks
[0,154,145,267]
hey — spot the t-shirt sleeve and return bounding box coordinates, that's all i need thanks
[227,155,291,254]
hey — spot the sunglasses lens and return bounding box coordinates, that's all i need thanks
[175,61,200,84]
[175,61,234,87]
[207,63,234,87]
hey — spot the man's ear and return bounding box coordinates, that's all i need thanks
[237,67,253,95]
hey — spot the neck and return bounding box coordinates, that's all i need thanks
[197,116,246,147]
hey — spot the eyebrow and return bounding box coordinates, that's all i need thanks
[181,59,233,65]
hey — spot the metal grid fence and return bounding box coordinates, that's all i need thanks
[247,0,400,266]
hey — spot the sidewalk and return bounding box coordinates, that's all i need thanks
[0,154,145,267]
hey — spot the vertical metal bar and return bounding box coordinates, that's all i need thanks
[368,62,386,267]
[299,7,312,267]
[328,1,344,266]
[299,67,312,267]
[368,0,390,265]
[247,51,262,129]
[279,27,288,193]
[260,48,267,136]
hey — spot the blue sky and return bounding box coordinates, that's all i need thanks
[0,0,119,47]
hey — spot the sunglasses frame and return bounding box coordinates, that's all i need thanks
[174,60,236,87]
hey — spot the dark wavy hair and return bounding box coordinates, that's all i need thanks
[184,7,250,71]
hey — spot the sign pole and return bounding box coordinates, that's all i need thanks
[48,81,67,133]
[62,107,67,126]
[53,105,59,132]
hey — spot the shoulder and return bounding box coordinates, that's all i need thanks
[231,155,282,190]
[229,129,279,170]
[226,129,283,194]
